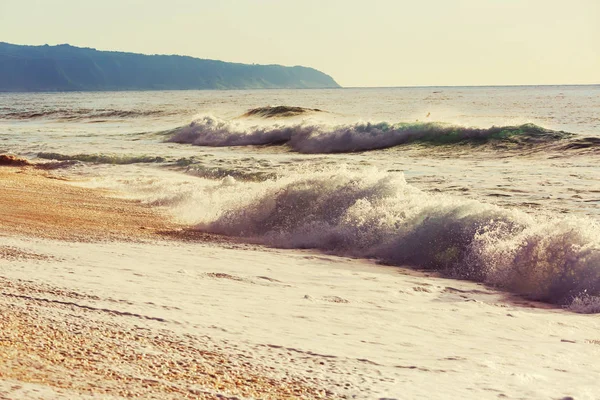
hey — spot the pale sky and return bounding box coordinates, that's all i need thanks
[0,0,598,87]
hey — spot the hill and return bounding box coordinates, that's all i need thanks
[0,42,340,91]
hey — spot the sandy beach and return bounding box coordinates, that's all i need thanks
[0,166,334,399]
[1,0,599,395]
[0,165,599,399]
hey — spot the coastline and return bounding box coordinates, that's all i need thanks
[1,166,600,399]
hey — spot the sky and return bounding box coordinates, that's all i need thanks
[0,0,598,87]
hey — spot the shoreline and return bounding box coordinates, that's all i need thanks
[0,166,175,242]
[0,166,229,245]
[1,165,599,399]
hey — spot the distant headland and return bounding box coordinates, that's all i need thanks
[0,42,340,92]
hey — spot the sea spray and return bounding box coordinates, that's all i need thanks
[195,167,600,308]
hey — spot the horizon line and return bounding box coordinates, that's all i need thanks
[342,83,600,89]
[1,83,599,95]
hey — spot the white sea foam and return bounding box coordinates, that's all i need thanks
[204,168,599,306]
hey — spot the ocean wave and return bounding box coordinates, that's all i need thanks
[166,116,297,147]
[1,108,170,120]
[559,136,600,150]
[166,116,572,153]
[240,105,324,119]
[37,152,166,165]
[185,165,277,182]
[35,160,81,170]
[188,168,600,309]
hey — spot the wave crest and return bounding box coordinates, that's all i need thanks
[241,105,324,119]
[166,116,571,153]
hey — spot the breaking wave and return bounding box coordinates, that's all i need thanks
[174,168,600,309]
[166,116,573,153]
[37,152,166,165]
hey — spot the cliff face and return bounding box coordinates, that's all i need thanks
[0,43,340,91]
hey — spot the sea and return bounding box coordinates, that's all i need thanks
[1,85,599,311]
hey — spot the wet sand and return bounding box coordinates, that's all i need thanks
[0,166,175,242]
[0,278,335,399]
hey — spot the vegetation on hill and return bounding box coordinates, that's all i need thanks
[0,43,340,91]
